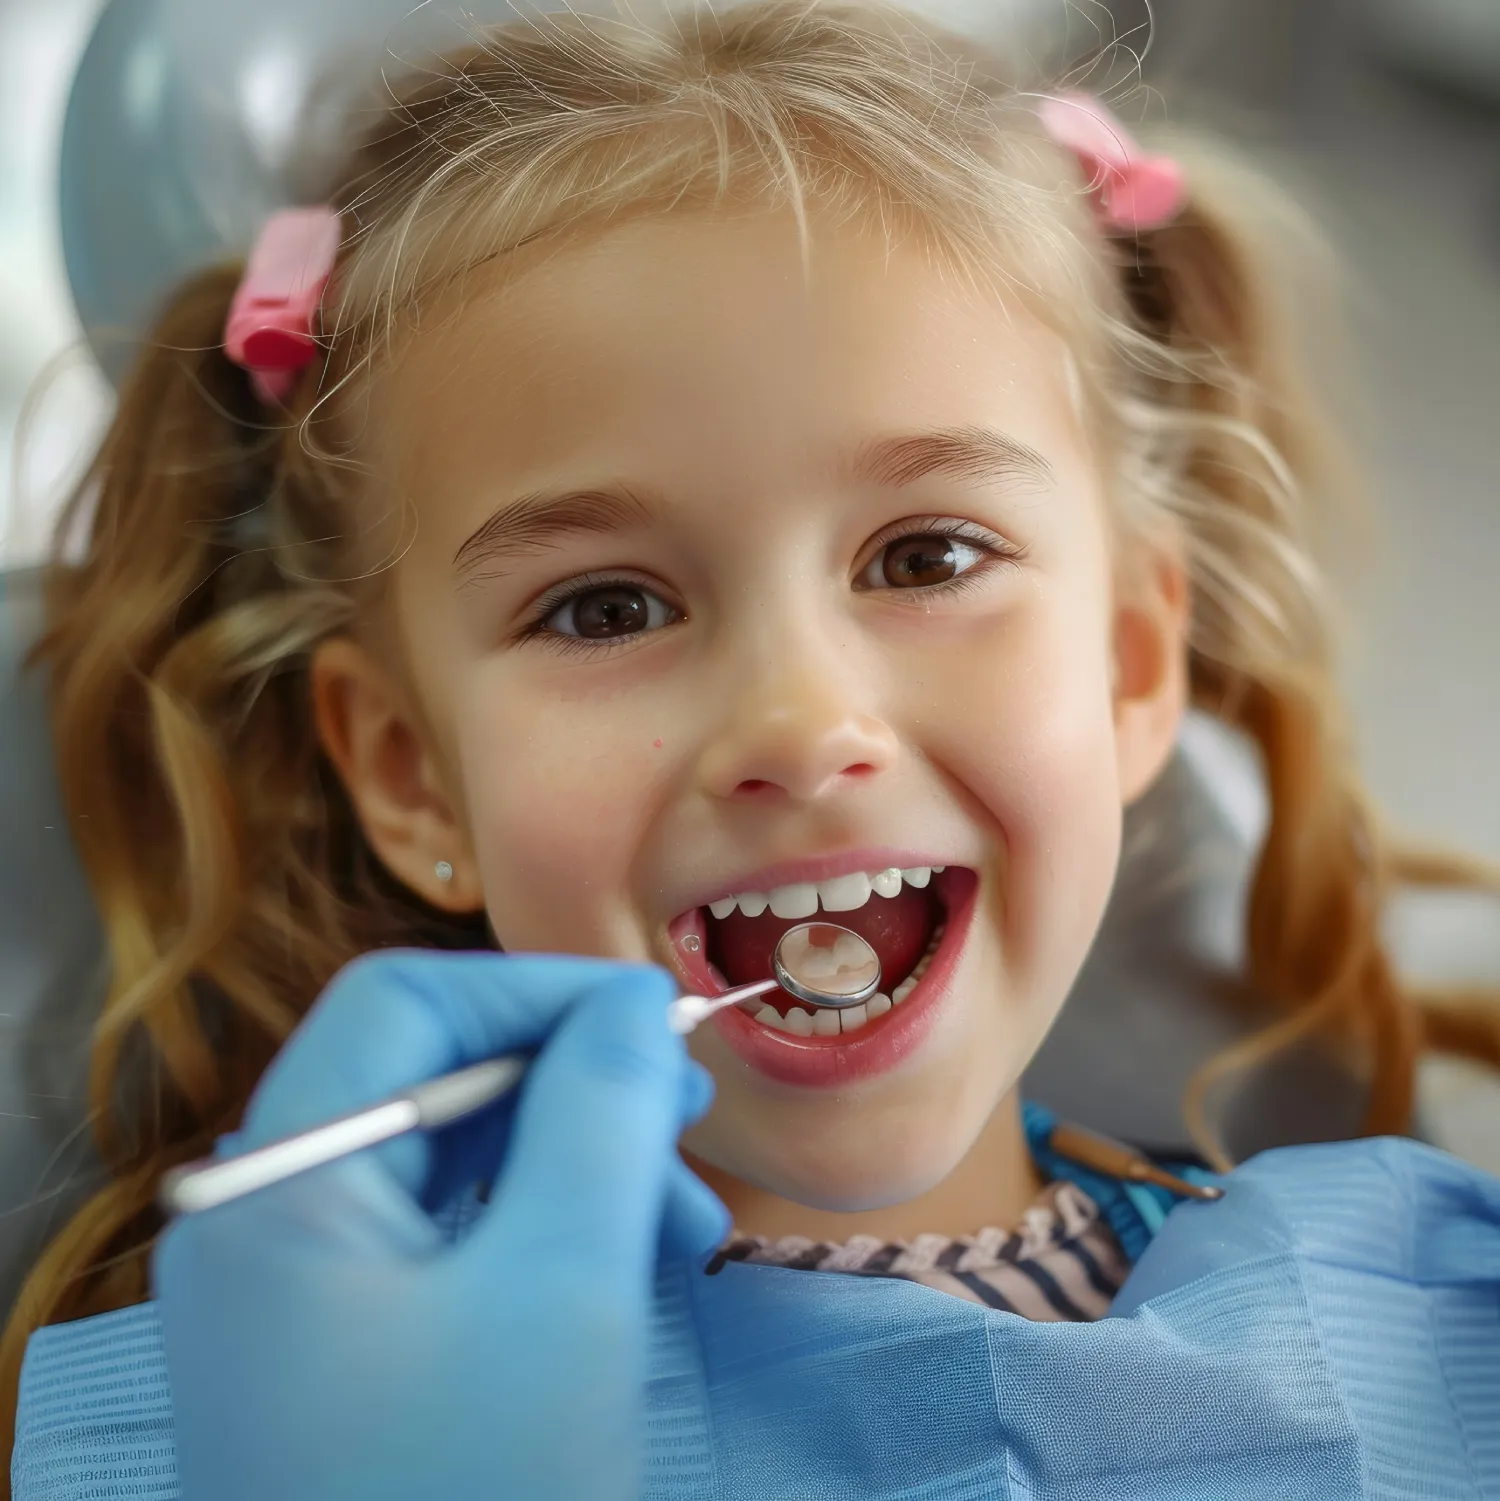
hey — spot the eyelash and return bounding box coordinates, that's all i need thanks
[861,517,1026,603]
[515,571,677,659]
[515,519,1026,655]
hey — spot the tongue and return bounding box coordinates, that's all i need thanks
[707,885,936,1002]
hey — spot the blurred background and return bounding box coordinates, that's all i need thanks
[1,0,1497,1154]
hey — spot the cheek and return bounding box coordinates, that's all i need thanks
[918,580,1124,969]
[449,677,670,951]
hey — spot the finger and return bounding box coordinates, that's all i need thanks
[418,1054,718,1216]
[658,1156,731,1263]
[413,1094,519,1215]
[679,1060,715,1129]
[467,968,685,1289]
[242,950,661,1149]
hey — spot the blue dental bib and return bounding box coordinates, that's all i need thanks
[13,1133,1500,1499]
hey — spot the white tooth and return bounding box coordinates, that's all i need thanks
[866,992,892,1018]
[736,891,769,918]
[818,871,873,912]
[754,1004,782,1027]
[768,883,820,919]
[708,896,738,920]
[900,866,931,889]
[813,1007,841,1037]
[783,1006,815,1035]
[871,868,903,899]
[892,977,917,1003]
[839,1002,869,1032]
[932,865,946,873]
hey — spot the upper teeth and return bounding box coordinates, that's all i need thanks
[706,866,946,921]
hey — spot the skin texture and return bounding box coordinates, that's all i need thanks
[312,209,1189,1241]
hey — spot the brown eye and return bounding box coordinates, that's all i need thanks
[882,535,958,587]
[545,584,678,640]
[860,531,989,592]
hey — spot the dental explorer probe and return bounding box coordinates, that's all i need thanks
[159,922,882,1218]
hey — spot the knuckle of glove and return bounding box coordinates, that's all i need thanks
[575,1025,680,1096]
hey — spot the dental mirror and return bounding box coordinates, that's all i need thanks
[671,922,882,1030]
[161,923,881,1216]
[771,922,882,1007]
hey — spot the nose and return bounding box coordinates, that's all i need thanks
[695,630,900,805]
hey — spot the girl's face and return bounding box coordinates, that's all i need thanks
[319,210,1186,1211]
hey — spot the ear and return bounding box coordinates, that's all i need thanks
[1112,543,1191,805]
[310,636,485,913]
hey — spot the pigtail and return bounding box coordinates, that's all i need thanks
[0,267,479,1464]
[1386,844,1500,1070]
[0,268,294,1452]
[1106,155,1500,1162]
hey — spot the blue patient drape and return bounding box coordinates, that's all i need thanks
[14,1136,1500,1499]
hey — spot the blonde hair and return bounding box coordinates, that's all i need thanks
[4,0,1497,1462]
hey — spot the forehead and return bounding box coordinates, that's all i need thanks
[369,210,1083,522]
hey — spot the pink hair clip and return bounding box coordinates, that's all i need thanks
[1037,93,1185,234]
[223,206,342,405]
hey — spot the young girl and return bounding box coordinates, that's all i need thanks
[6,3,1499,1496]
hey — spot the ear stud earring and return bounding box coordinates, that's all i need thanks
[434,860,454,883]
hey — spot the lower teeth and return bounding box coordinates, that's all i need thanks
[752,922,945,1035]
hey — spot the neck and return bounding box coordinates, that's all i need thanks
[688,1092,1045,1244]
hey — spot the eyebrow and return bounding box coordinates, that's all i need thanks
[453,487,656,583]
[452,425,1053,582]
[850,426,1055,492]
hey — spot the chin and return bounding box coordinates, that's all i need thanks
[694,1107,985,1213]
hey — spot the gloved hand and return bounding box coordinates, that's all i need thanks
[152,950,729,1501]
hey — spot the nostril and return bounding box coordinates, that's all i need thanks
[733,763,878,799]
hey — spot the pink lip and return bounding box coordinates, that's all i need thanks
[667,848,962,924]
[696,867,977,1089]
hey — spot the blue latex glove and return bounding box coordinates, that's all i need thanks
[152,950,729,1501]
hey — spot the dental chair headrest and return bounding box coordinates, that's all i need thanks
[0,569,112,1324]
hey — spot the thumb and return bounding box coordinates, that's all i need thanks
[461,968,687,1289]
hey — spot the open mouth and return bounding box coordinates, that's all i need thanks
[667,862,977,1082]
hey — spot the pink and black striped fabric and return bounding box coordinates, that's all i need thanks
[707,1180,1127,1320]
